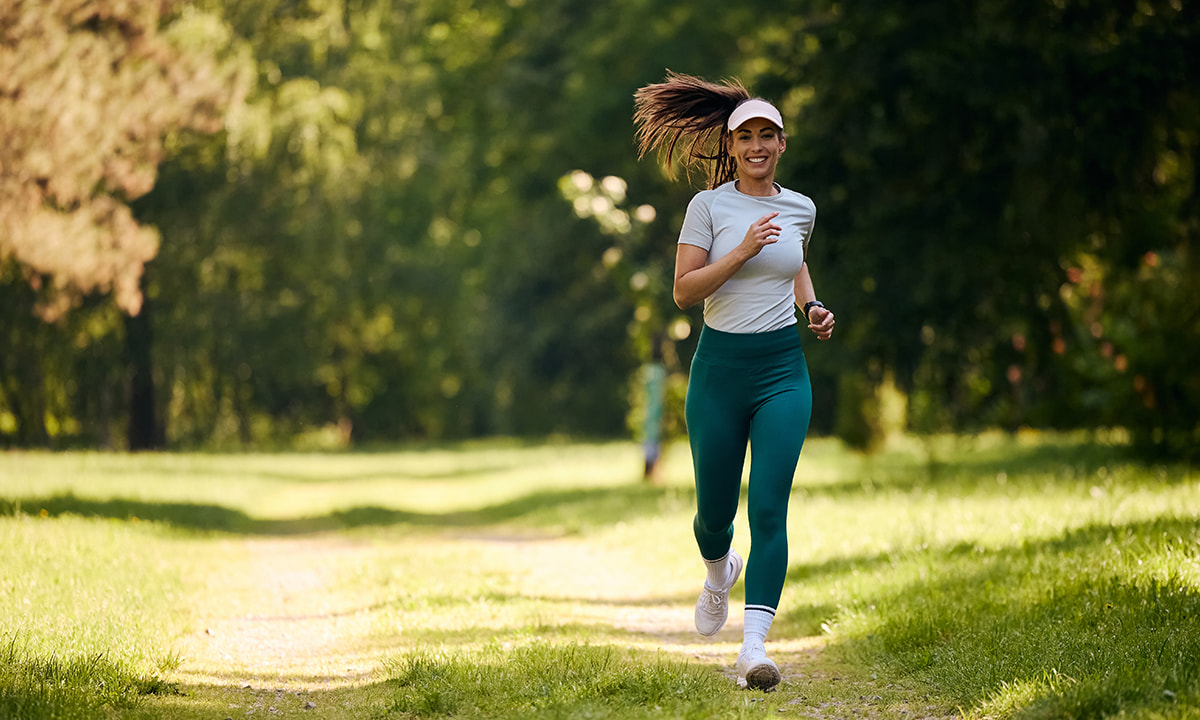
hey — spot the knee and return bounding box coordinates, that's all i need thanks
[694,511,735,538]
[749,503,788,538]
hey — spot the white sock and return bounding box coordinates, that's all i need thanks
[703,552,732,588]
[743,605,776,648]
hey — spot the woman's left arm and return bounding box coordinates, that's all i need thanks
[794,263,835,340]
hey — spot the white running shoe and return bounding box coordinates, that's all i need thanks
[694,549,743,636]
[737,642,781,691]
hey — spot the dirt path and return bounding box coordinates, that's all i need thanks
[173,533,824,684]
[167,533,930,719]
[174,537,379,690]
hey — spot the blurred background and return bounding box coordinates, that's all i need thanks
[1,0,1196,457]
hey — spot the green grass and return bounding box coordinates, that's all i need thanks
[382,643,766,719]
[1,432,1198,719]
[0,514,192,718]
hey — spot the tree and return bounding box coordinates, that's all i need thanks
[751,0,1199,454]
[0,0,246,447]
[0,0,246,319]
[10,0,1193,452]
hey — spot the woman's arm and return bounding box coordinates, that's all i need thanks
[673,212,782,309]
[794,263,835,340]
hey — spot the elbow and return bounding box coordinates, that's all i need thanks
[672,287,694,310]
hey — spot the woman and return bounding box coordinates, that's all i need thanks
[633,72,835,691]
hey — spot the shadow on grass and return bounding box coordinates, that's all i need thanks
[0,482,686,535]
[133,462,533,485]
[801,514,1200,718]
[797,437,1171,500]
[5,438,1175,537]
[252,463,529,483]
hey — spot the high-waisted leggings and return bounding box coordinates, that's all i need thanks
[685,324,812,610]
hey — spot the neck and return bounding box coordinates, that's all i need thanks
[735,177,778,197]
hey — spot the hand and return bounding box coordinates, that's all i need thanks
[738,212,781,260]
[808,306,835,340]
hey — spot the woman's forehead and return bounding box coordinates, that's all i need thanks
[733,117,781,133]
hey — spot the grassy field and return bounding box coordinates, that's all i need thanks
[1,432,1198,719]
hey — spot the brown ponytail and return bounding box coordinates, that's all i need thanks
[633,71,750,190]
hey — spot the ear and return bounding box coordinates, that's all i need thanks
[779,134,787,154]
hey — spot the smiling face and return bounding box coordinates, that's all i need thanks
[726,117,786,185]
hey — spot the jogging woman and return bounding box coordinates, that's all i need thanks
[633,72,835,691]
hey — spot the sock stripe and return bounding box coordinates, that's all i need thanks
[743,605,775,647]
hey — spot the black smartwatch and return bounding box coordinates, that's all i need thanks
[802,300,825,322]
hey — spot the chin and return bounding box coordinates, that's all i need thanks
[742,169,775,182]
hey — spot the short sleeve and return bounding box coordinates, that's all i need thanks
[677,192,714,251]
[802,203,816,258]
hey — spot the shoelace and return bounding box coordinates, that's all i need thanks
[699,588,726,610]
[740,642,766,660]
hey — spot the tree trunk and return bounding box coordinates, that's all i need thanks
[125,297,162,450]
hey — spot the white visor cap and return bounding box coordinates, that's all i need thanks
[727,99,784,132]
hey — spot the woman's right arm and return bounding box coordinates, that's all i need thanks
[673,212,782,309]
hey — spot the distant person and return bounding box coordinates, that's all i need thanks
[633,72,835,691]
[641,340,667,482]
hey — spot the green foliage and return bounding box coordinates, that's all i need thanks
[834,371,884,453]
[753,0,1200,453]
[2,0,1197,452]
[1060,248,1200,458]
[0,266,126,446]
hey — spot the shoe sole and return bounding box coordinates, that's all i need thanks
[744,663,781,691]
[695,551,744,637]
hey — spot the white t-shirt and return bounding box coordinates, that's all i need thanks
[678,181,817,333]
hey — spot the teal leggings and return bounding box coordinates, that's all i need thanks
[685,324,812,610]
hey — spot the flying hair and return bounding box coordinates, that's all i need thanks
[633,71,750,190]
